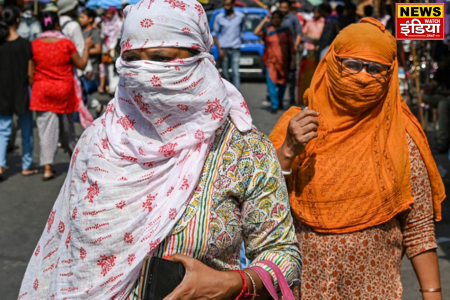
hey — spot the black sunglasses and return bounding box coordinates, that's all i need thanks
[336,57,391,79]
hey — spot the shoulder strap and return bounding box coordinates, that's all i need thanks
[61,20,74,31]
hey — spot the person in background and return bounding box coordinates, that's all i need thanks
[30,11,92,181]
[363,4,373,18]
[255,11,295,113]
[56,0,85,60]
[57,0,96,127]
[17,1,41,42]
[119,0,128,19]
[270,18,444,299]
[212,0,245,89]
[278,0,301,106]
[93,7,103,29]
[8,2,41,153]
[422,44,450,154]
[42,2,59,13]
[289,3,304,80]
[335,4,344,19]
[379,4,394,35]
[339,3,357,29]
[0,6,38,181]
[79,8,101,85]
[297,5,324,105]
[79,7,104,118]
[92,7,107,94]
[317,3,339,61]
[101,6,122,95]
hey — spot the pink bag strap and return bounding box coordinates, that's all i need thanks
[250,266,279,300]
[249,260,296,300]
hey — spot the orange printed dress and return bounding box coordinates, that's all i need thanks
[292,134,437,299]
[269,17,445,299]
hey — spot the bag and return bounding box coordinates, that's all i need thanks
[249,260,296,300]
[102,53,113,64]
[80,75,99,95]
[138,256,186,300]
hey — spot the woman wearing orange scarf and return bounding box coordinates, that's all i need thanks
[269,18,445,299]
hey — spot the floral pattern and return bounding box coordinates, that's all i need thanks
[292,134,438,299]
[127,120,301,299]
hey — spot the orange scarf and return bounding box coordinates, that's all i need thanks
[269,18,445,234]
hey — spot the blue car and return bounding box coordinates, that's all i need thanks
[207,8,268,77]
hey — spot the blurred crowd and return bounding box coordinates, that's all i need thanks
[0,0,128,181]
[211,0,450,157]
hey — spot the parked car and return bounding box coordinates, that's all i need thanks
[207,7,268,77]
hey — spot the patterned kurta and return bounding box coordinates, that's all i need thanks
[292,134,437,299]
[128,120,302,298]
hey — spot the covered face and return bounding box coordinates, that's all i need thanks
[115,0,252,143]
[270,17,445,235]
[325,18,397,116]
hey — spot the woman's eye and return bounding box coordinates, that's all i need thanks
[152,55,172,62]
[368,65,384,73]
[346,62,361,71]
[123,54,141,61]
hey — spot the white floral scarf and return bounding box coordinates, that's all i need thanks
[19,1,251,299]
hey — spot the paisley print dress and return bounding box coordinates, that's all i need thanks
[127,120,302,298]
[292,134,438,299]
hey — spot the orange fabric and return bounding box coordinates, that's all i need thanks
[269,18,445,234]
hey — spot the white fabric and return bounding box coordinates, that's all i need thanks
[19,0,252,299]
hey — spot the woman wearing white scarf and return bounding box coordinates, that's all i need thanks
[18,0,301,299]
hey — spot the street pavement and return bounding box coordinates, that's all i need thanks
[0,82,449,299]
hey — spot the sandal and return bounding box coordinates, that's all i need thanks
[43,174,55,181]
[43,170,56,181]
[22,169,39,177]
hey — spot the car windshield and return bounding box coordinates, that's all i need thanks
[245,13,264,32]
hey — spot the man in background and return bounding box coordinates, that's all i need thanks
[363,5,373,18]
[422,44,450,154]
[278,0,302,106]
[57,0,85,62]
[17,1,41,42]
[317,3,340,61]
[212,0,246,89]
[339,3,357,29]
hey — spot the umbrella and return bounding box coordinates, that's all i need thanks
[303,0,323,6]
[86,0,124,8]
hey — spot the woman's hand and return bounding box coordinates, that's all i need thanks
[277,108,319,171]
[164,254,242,300]
[254,15,270,36]
[85,35,94,49]
[218,48,225,61]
